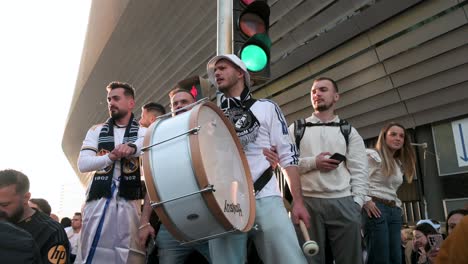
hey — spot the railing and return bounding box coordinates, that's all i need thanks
[402,200,424,226]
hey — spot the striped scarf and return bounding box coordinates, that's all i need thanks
[86,113,143,201]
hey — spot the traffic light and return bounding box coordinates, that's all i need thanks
[233,0,271,85]
[177,76,211,101]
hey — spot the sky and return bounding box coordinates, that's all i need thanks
[0,1,92,219]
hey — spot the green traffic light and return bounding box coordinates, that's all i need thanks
[241,45,267,72]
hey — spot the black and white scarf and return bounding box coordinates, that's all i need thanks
[220,88,260,149]
[86,113,143,202]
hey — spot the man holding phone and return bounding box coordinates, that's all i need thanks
[288,77,368,264]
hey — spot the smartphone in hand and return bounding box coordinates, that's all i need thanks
[329,153,346,164]
[427,234,443,250]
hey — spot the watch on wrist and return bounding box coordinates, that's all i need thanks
[127,143,137,154]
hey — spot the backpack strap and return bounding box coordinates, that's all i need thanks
[303,119,352,147]
[339,119,351,147]
[293,118,306,151]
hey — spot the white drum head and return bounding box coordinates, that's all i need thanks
[189,103,255,232]
[142,101,255,241]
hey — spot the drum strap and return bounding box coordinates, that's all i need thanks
[221,88,273,195]
[254,166,273,195]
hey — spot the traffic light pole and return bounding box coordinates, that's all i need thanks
[216,1,233,105]
[216,0,233,55]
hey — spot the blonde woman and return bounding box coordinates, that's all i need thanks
[363,122,416,264]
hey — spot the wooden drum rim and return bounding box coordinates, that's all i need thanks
[142,119,186,241]
[189,101,256,232]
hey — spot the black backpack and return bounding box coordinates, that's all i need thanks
[293,119,352,151]
[282,119,352,205]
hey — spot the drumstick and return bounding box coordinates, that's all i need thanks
[299,220,319,256]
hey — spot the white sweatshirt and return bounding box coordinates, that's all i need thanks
[288,114,368,207]
[222,97,299,199]
[366,149,403,207]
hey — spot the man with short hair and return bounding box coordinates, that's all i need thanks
[28,198,52,216]
[206,54,309,264]
[0,169,70,264]
[77,81,146,263]
[288,77,368,264]
[137,101,166,263]
[139,102,166,128]
[138,87,210,264]
[66,212,82,263]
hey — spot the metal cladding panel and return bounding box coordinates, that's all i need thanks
[358,115,417,140]
[269,0,423,82]
[412,98,468,127]
[346,102,409,129]
[269,0,303,26]
[397,63,468,101]
[281,94,311,117]
[390,44,468,88]
[270,0,331,45]
[336,76,394,109]
[336,89,402,120]
[335,63,387,96]
[405,81,468,114]
[383,25,468,74]
[325,50,380,92]
[271,19,361,81]
[366,0,457,45]
[375,8,467,61]
[273,81,312,107]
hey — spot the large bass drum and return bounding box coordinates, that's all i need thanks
[142,101,255,243]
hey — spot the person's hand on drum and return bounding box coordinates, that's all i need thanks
[262,146,279,169]
[137,223,155,248]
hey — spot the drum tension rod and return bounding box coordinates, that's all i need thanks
[150,184,215,208]
[180,228,239,246]
[142,126,201,152]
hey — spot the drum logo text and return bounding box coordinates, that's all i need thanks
[224,200,243,216]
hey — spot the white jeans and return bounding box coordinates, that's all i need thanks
[209,196,307,264]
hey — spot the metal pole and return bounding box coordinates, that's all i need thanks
[413,142,429,220]
[216,0,233,106]
[217,0,233,55]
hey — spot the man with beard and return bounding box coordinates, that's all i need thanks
[287,77,368,264]
[206,54,309,264]
[137,87,210,264]
[76,81,146,264]
[0,169,70,263]
[0,210,42,264]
